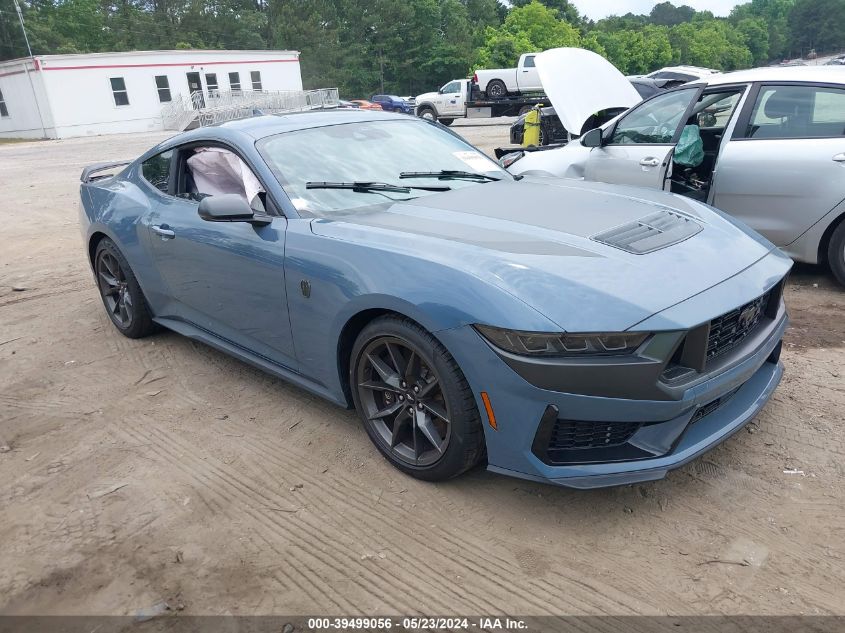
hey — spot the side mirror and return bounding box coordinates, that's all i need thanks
[198,194,271,226]
[581,127,603,148]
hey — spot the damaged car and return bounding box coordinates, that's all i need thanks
[80,109,790,488]
[509,48,845,286]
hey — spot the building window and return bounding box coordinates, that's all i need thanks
[205,73,218,96]
[155,75,171,103]
[229,72,241,92]
[0,88,8,117]
[110,77,129,106]
[251,71,262,91]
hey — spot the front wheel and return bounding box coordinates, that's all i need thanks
[828,219,845,286]
[417,106,437,121]
[350,316,485,481]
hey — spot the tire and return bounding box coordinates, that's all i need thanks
[828,219,845,286]
[485,79,507,99]
[438,118,454,126]
[94,238,157,339]
[517,105,532,116]
[417,106,437,121]
[350,315,485,481]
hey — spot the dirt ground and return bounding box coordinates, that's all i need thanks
[1,121,844,619]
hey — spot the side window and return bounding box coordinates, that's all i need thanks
[180,147,266,212]
[0,88,8,117]
[609,88,698,145]
[141,150,173,193]
[251,71,262,91]
[110,77,129,106]
[523,56,536,68]
[692,90,743,129]
[443,82,459,94]
[155,76,171,103]
[205,73,218,96]
[746,85,845,139]
[228,72,241,92]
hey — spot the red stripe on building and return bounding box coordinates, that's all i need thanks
[41,58,299,71]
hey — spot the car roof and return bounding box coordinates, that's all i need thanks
[650,65,720,76]
[215,109,411,139]
[701,65,845,87]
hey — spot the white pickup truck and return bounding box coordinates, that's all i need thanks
[473,53,543,98]
[414,78,547,125]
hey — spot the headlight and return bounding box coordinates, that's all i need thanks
[498,151,525,169]
[474,325,650,357]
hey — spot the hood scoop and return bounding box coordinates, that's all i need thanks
[591,210,702,254]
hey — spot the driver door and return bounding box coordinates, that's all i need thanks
[439,81,463,117]
[142,143,297,369]
[585,87,701,189]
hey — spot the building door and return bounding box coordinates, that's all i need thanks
[186,72,205,109]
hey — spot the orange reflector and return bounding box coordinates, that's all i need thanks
[480,391,497,430]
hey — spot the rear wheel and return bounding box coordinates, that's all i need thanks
[350,316,485,481]
[94,238,156,338]
[418,106,436,121]
[828,219,845,286]
[486,79,507,99]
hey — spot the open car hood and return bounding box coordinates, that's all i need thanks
[536,48,642,135]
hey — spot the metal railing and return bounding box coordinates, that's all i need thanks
[161,88,340,130]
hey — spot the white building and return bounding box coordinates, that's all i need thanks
[0,49,303,139]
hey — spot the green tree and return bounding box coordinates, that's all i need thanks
[649,2,696,26]
[789,0,845,54]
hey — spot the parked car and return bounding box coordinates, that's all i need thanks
[645,65,720,83]
[509,49,845,286]
[349,99,383,110]
[337,99,361,109]
[371,94,413,114]
[473,52,543,98]
[824,55,845,66]
[509,77,674,146]
[79,109,790,488]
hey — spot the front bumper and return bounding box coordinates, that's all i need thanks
[436,268,789,489]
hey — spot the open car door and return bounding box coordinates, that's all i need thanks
[584,87,702,189]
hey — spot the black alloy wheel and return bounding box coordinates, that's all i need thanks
[94,238,156,338]
[350,316,485,480]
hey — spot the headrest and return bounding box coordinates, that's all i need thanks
[763,90,802,119]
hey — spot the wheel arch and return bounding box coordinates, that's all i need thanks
[336,307,448,408]
[818,209,845,265]
[415,102,437,117]
[88,230,110,266]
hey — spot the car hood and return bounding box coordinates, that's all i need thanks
[309,178,780,332]
[536,48,641,135]
[415,91,438,103]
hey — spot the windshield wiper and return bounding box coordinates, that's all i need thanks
[305,181,451,193]
[399,170,502,182]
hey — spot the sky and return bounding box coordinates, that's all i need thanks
[570,0,742,20]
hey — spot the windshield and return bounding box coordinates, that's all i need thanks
[258,119,507,215]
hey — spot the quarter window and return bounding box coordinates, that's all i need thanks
[746,85,845,139]
[110,77,129,106]
[155,75,171,103]
[0,88,8,117]
[251,71,262,91]
[229,72,241,92]
[141,150,173,193]
[205,73,218,95]
[609,88,698,145]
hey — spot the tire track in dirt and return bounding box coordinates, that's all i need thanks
[139,423,497,614]
[117,421,423,613]
[202,422,652,615]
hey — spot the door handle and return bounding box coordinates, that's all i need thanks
[833,153,845,162]
[639,157,661,167]
[151,224,175,239]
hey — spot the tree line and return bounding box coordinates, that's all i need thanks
[1,0,843,98]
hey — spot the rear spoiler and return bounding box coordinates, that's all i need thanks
[80,160,132,183]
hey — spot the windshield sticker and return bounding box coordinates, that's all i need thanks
[452,151,496,173]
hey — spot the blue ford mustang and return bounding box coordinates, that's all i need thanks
[79,110,791,488]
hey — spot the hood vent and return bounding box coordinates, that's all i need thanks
[591,210,702,254]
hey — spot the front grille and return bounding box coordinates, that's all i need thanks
[549,419,642,450]
[690,386,741,424]
[706,291,771,362]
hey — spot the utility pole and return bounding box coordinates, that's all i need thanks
[12,0,48,138]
